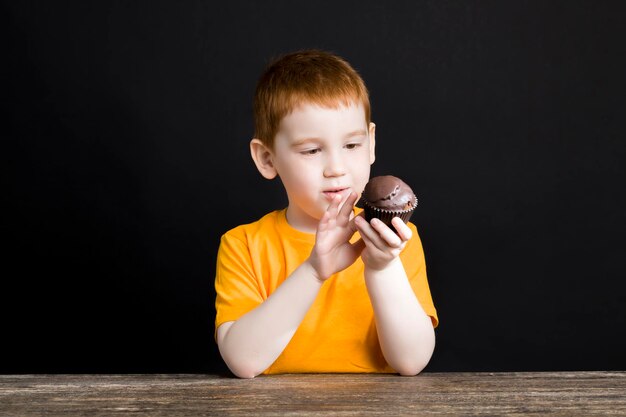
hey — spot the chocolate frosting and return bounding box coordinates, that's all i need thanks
[362,175,416,210]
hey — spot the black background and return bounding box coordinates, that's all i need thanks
[4,1,626,374]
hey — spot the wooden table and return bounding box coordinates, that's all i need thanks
[2,372,625,416]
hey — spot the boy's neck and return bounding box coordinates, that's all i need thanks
[284,206,319,234]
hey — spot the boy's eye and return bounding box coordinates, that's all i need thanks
[345,143,360,150]
[301,148,321,155]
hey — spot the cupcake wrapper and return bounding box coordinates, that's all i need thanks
[362,194,418,227]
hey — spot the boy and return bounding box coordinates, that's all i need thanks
[215,50,437,378]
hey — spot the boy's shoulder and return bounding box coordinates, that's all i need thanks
[222,209,285,241]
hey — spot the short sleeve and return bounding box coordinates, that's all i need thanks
[214,231,264,337]
[401,222,439,328]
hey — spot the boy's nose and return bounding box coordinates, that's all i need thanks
[323,153,347,177]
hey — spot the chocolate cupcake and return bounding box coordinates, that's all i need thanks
[361,175,418,227]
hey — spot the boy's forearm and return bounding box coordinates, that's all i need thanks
[365,258,435,376]
[217,260,323,378]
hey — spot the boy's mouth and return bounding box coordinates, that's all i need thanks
[322,187,350,201]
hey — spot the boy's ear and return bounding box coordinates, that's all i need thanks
[368,122,376,164]
[250,138,278,179]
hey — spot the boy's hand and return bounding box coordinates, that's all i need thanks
[308,192,365,281]
[354,216,412,271]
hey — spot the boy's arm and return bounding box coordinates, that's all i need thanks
[217,260,323,379]
[354,216,436,376]
[217,193,364,378]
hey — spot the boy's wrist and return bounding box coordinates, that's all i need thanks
[363,256,403,276]
[303,258,327,284]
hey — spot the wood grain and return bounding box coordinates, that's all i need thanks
[1,372,625,416]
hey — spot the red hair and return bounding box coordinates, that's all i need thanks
[253,50,371,148]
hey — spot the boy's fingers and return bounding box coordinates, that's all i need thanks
[369,218,403,248]
[338,191,358,220]
[391,217,412,241]
[318,209,330,229]
[316,211,335,239]
[355,216,387,251]
[327,194,342,217]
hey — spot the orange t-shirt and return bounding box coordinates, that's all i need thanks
[214,209,438,374]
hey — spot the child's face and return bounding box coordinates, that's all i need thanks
[272,102,375,232]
